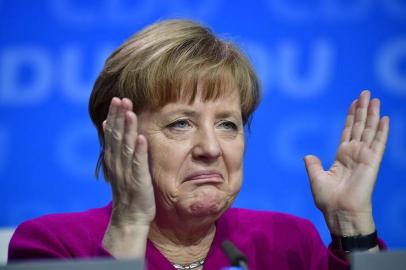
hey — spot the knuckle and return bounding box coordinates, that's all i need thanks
[132,155,146,170]
[104,124,113,133]
[122,145,134,157]
[132,157,142,167]
[112,130,122,141]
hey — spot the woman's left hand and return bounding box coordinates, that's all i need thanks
[304,90,389,236]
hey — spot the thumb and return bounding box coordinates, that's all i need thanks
[303,155,324,182]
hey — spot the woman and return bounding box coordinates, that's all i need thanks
[8,19,389,270]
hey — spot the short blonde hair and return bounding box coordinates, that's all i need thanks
[89,19,261,178]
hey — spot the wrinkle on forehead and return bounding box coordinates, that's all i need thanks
[156,86,241,116]
[179,71,239,104]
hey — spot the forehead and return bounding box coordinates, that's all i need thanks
[148,88,242,118]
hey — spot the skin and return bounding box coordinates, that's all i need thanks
[304,90,389,240]
[101,89,389,264]
[139,90,245,264]
[102,88,245,265]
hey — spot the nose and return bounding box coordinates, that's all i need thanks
[192,126,222,162]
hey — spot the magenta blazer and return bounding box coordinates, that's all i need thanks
[8,203,357,269]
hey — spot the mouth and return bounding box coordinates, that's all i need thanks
[184,170,224,184]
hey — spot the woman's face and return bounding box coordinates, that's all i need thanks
[137,88,244,218]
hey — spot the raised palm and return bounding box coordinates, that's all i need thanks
[304,91,389,234]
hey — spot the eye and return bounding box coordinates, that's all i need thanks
[167,119,192,130]
[218,121,238,131]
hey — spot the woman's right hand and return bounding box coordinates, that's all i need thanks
[101,97,155,258]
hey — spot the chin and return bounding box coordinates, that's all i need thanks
[184,186,233,217]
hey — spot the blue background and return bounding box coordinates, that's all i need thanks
[0,0,405,248]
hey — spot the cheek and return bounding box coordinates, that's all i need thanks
[225,139,245,172]
[147,138,189,188]
[223,139,245,190]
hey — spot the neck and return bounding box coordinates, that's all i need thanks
[148,207,219,264]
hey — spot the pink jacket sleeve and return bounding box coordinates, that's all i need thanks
[8,219,113,262]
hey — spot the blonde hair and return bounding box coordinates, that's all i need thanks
[89,19,261,178]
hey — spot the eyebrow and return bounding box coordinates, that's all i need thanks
[215,111,242,121]
[162,108,242,121]
[162,109,198,118]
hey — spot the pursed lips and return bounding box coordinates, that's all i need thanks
[184,170,224,183]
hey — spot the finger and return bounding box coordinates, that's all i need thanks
[122,98,133,112]
[132,135,151,180]
[351,90,371,141]
[361,98,380,147]
[304,155,325,183]
[122,108,138,169]
[111,99,127,158]
[340,100,357,143]
[104,98,120,163]
[371,116,390,158]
